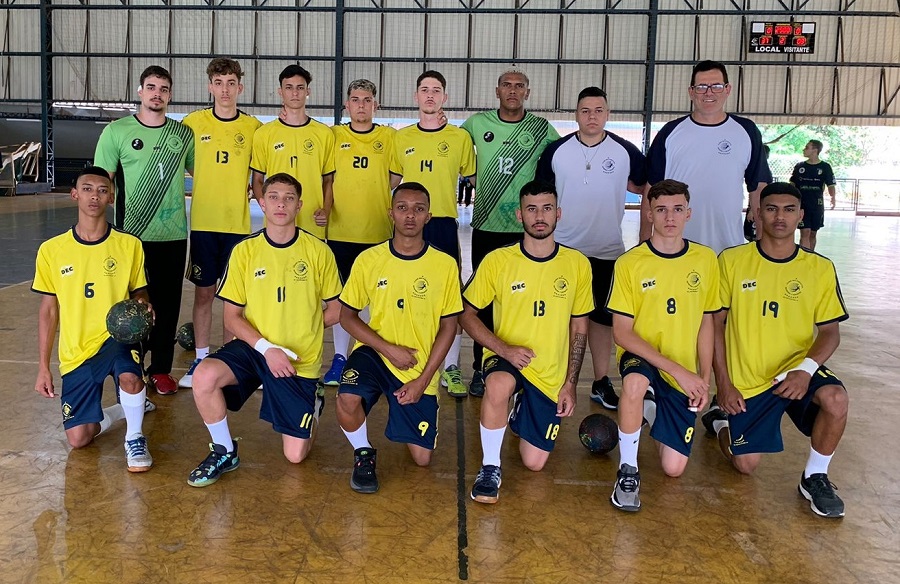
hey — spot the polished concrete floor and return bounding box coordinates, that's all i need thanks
[1,194,898,583]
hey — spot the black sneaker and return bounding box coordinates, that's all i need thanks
[351,447,379,493]
[799,473,845,518]
[590,377,619,410]
[701,404,728,436]
[469,370,485,397]
[471,464,502,504]
[187,441,240,487]
[610,463,641,512]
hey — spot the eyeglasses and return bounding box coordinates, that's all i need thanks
[691,83,727,94]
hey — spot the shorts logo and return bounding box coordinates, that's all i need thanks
[553,276,568,298]
[717,140,732,155]
[192,264,202,278]
[641,278,656,291]
[377,278,388,289]
[601,158,616,173]
[293,260,309,281]
[484,356,499,370]
[373,141,385,153]
[686,271,700,291]
[60,265,74,277]
[103,256,118,276]
[623,357,641,369]
[483,132,494,143]
[784,279,803,300]
[405,147,415,156]
[517,133,535,149]
[303,140,315,153]
[437,141,450,156]
[131,139,144,150]
[165,134,185,152]
[62,402,74,421]
[234,133,246,146]
[340,142,352,150]
[510,281,526,293]
[274,142,285,151]
[412,276,428,299]
[741,279,757,291]
[200,134,212,142]
[254,268,266,279]
[732,434,749,447]
[341,368,359,385]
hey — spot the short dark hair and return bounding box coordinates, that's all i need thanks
[691,60,729,86]
[648,179,690,203]
[393,181,430,202]
[76,166,112,184]
[760,182,801,203]
[206,58,244,81]
[577,86,608,104]
[140,65,172,88]
[280,64,312,85]
[416,70,446,90]
[519,179,557,200]
[808,139,824,153]
[262,172,302,196]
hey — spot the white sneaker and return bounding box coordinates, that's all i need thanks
[144,398,156,413]
[125,435,153,472]
[178,358,202,388]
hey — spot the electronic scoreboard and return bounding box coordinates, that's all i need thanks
[749,22,817,54]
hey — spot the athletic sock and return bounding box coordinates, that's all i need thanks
[98,403,124,435]
[618,428,641,468]
[119,388,146,441]
[332,323,351,359]
[804,446,834,478]
[195,346,210,360]
[206,417,234,452]
[480,424,506,467]
[444,334,462,370]
[342,419,371,450]
[712,418,729,435]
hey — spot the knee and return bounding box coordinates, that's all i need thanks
[284,447,309,465]
[191,362,219,393]
[661,460,687,478]
[335,393,362,417]
[818,386,849,417]
[732,455,759,475]
[118,373,143,394]
[410,451,433,467]
[620,375,648,401]
[67,430,94,449]
[523,458,547,472]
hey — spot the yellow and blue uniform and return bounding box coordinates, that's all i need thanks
[250,118,336,239]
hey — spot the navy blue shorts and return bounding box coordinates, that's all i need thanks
[728,366,844,456]
[60,337,143,430]
[328,240,376,283]
[423,216,460,266]
[484,356,561,452]
[187,231,246,287]
[619,352,698,457]
[338,345,439,449]
[208,339,320,439]
[587,257,614,326]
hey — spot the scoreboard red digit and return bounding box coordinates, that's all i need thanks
[749,21,816,54]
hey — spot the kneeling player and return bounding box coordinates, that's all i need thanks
[460,180,593,504]
[335,182,462,493]
[187,173,341,487]
[33,167,155,472]
[705,182,850,518]
[605,180,720,512]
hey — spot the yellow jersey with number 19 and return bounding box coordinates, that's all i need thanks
[718,242,848,399]
[606,240,721,394]
[182,108,261,234]
[463,242,593,401]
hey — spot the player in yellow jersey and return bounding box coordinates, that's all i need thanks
[335,182,462,493]
[180,58,262,389]
[33,167,155,472]
[605,180,720,512]
[323,79,399,387]
[250,65,335,240]
[390,70,476,397]
[705,182,849,518]
[186,173,342,487]
[461,180,593,504]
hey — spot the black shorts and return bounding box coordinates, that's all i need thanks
[588,257,615,325]
[187,231,246,287]
[424,217,461,266]
[799,196,825,231]
[328,240,377,283]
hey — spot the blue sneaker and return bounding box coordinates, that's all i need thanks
[178,358,202,389]
[187,441,240,487]
[323,354,347,386]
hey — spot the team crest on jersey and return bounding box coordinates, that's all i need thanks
[641,278,656,291]
[483,132,494,143]
[741,279,757,291]
[717,140,732,155]
[340,142,351,150]
[103,256,118,276]
[437,141,450,157]
[341,368,359,385]
[373,141,384,153]
[405,147,415,156]
[60,265,74,277]
[62,402,74,421]
[274,142,285,151]
[412,277,428,299]
[234,133,246,146]
[686,271,701,291]
[517,133,536,149]
[510,281,526,293]
[303,139,315,153]
[784,279,803,300]
[165,134,185,153]
[200,134,212,142]
[553,276,569,298]
[798,167,806,174]
[254,268,267,279]
[293,260,309,281]
[601,158,616,173]
[131,139,144,150]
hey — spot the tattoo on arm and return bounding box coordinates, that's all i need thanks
[567,332,587,385]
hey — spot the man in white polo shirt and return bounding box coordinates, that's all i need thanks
[536,86,646,410]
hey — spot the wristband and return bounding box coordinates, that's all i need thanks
[773,357,819,384]
[254,338,299,360]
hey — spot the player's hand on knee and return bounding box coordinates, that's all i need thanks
[500,344,535,370]
[384,344,418,370]
[394,378,426,405]
[556,383,576,417]
[773,370,810,400]
[35,369,56,398]
[717,384,746,415]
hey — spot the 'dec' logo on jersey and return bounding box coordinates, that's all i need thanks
[741,279,757,291]
[641,278,656,291]
[200,134,212,142]
[510,281,526,293]
[274,142,285,151]
[131,139,144,150]
[340,142,351,150]
[60,265,74,277]
[377,278,388,289]
[405,147,415,156]
[254,268,266,279]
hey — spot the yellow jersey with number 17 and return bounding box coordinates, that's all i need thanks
[718,242,848,399]
[182,108,261,234]
[463,242,593,401]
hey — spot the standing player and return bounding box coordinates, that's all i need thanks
[33,167,154,471]
[536,86,646,410]
[94,65,195,396]
[322,79,398,386]
[461,69,559,397]
[335,182,462,493]
[390,70,476,397]
[251,64,335,240]
[461,180,593,504]
[179,58,262,389]
[790,139,836,251]
[605,180,719,512]
[706,182,849,518]
[643,60,770,254]
[186,173,341,487]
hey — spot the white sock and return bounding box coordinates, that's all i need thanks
[444,334,462,369]
[98,403,124,435]
[642,398,657,428]
[206,417,234,452]
[119,388,146,441]
[618,428,641,468]
[342,419,371,450]
[196,346,210,360]
[332,323,351,358]
[804,447,834,478]
[480,424,506,467]
[712,418,729,435]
